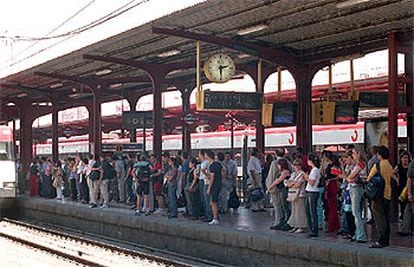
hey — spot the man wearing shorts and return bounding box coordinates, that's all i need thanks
[133,154,151,215]
[206,150,222,225]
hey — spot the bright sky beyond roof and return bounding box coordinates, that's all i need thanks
[0,0,205,78]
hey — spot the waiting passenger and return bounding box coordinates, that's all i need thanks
[266,158,292,231]
[150,154,165,214]
[247,148,264,212]
[87,155,101,208]
[322,151,341,233]
[29,158,40,196]
[99,154,116,208]
[52,160,64,200]
[133,154,151,215]
[398,159,414,236]
[367,146,393,248]
[165,157,179,219]
[286,158,307,233]
[206,150,222,225]
[187,157,203,219]
[304,153,321,238]
[78,158,89,204]
[115,154,126,203]
[199,150,212,222]
[68,158,78,201]
[217,152,229,213]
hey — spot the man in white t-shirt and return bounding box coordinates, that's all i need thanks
[247,148,264,212]
[198,150,212,221]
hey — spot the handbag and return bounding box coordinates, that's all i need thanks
[364,162,385,201]
[287,188,300,202]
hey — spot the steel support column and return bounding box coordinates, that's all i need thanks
[18,101,35,185]
[405,39,414,156]
[52,102,59,163]
[92,88,103,157]
[181,87,191,153]
[152,78,163,158]
[126,97,139,143]
[291,66,314,154]
[388,33,398,166]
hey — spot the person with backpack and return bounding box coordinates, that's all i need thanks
[133,154,151,215]
[367,145,393,248]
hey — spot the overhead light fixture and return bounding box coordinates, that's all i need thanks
[38,102,52,106]
[157,49,180,58]
[237,24,268,35]
[6,103,15,106]
[166,86,177,90]
[17,93,27,98]
[167,69,183,75]
[237,53,251,59]
[109,83,122,89]
[336,0,371,9]
[50,83,63,89]
[95,69,112,76]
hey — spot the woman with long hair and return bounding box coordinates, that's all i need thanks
[52,160,64,200]
[304,153,321,238]
[340,147,368,242]
[266,158,292,230]
[323,151,341,233]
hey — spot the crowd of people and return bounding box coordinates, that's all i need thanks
[27,145,414,249]
[27,150,239,226]
[248,145,413,248]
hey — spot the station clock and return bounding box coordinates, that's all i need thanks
[203,53,236,83]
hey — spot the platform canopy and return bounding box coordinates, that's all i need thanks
[1,0,413,120]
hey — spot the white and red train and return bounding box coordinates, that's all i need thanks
[35,120,407,156]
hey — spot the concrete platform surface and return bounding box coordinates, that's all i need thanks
[8,196,414,267]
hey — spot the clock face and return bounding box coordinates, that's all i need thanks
[204,53,236,83]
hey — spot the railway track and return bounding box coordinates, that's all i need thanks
[0,218,224,267]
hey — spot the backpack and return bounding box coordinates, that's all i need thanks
[135,162,151,182]
[228,188,240,209]
[364,162,385,201]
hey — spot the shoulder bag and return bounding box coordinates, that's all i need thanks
[364,162,385,201]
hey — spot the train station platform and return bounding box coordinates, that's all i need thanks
[9,195,414,267]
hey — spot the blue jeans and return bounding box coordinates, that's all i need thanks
[167,182,177,218]
[317,187,325,228]
[203,183,212,220]
[349,185,367,241]
[306,191,319,236]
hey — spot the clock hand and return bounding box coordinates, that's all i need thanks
[219,65,223,80]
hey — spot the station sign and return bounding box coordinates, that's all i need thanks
[102,143,143,152]
[181,112,199,125]
[122,111,153,129]
[196,90,262,111]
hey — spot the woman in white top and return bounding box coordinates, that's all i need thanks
[286,158,307,233]
[303,153,321,237]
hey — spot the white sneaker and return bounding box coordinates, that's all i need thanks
[208,219,220,226]
[294,228,304,234]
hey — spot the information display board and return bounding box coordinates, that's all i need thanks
[122,111,153,129]
[272,102,297,127]
[196,90,262,111]
[334,100,359,124]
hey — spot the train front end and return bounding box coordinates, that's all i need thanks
[0,126,16,208]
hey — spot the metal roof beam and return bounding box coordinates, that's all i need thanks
[152,26,299,69]
[83,54,194,78]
